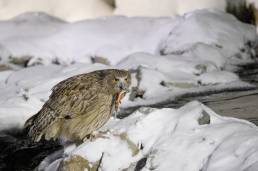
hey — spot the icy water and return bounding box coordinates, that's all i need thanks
[0,63,257,171]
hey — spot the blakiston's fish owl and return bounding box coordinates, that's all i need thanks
[24,69,131,142]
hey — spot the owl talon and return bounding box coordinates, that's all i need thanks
[84,131,109,142]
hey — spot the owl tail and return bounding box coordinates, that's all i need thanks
[23,112,43,142]
[24,107,58,142]
[24,113,37,131]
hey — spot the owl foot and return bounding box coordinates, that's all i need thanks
[84,131,110,142]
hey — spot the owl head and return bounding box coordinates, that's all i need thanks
[102,69,131,95]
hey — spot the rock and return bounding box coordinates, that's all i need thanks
[58,155,90,171]
[0,64,11,71]
[135,157,147,171]
[91,56,110,65]
[198,110,210,125]
[9,56,31,67]
[129,87,145,100]
[119,133,139,156]
[138,107,156,114]
[160,81,198,89]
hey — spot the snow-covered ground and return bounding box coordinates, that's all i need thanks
[0,10,258,170]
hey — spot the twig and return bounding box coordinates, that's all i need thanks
[96,152,104,171]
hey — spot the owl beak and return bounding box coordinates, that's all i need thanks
[119,81,129,92]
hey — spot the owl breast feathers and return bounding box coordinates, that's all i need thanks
[24,69,131,142]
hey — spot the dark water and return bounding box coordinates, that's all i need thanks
[0,129,62,171]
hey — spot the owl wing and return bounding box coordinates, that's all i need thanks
[48,74,102,119]
[25,74,104,141]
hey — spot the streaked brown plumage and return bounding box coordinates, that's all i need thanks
[24,69,131,142]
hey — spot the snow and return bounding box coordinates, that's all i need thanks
[198,71,239,85]
[0,9,257,171]
[0,15,177,65]
[41,101,258,171]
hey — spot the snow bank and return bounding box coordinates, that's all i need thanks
[41,101,258,171]
[0,10,256,65]
[0,9,255,66]
[0,14,177,65]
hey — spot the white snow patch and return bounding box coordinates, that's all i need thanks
[198,71,239,85]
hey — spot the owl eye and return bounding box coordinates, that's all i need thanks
[125,78,128,82]
[114,78,119,82]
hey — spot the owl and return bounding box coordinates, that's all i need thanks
[24,69,131,142]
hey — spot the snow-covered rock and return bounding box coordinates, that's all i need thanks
[161,10,256,63]
[41,101,258,171]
